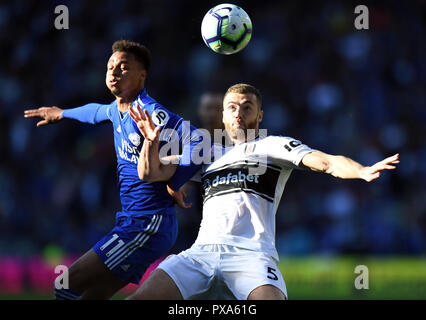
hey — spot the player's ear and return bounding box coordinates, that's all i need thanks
[140,69,147,81]
[257,109,263,123]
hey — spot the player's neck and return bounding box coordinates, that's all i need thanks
[117,100,132,113]
[115,90,141,113]
[229,129,259,145]
[230,137,245,145]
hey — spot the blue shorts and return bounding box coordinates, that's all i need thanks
[93,211,178,284]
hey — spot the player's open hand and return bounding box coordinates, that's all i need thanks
[167,185,192,209]
[129,104,161,143]
[359,153,400,182]
[24,106,63,126]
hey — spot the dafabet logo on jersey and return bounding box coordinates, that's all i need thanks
[201,162,281,203]
[203,170,260,194]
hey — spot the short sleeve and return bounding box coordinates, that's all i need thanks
[267,136,315,169]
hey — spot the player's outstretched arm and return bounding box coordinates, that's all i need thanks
[24,103,111,126]
[129,104,178,182]
[301,150,399,182]
[24,106,63,127]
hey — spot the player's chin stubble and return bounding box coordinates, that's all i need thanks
[110,87,121,96]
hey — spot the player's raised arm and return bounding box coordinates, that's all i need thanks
[129,104,178,182]
[24,106,64,127]
[301,150,400,182]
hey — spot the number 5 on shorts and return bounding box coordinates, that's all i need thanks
[267,267,278,281]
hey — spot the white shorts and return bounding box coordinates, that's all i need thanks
[157,244,287,300]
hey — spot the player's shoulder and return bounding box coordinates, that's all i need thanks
[105,100,118,118]
[138,89,179,127]
[259,135,308,153]
[137,89,161,112]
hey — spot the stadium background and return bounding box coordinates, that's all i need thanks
[0,0,425,299]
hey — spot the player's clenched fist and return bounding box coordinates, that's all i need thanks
[24,106,63,127]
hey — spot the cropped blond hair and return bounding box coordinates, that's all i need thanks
[224,83,262,108]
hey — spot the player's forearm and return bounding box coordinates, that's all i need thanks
[137,139,162,181]
[325,155,365,179]
[137,138,179,182]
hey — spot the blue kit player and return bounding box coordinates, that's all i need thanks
[24,40,200,299]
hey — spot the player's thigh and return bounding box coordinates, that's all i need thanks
[248,284,287,300]
[81,276,128,300]
[221,249,287,300]
[68,248,127,294]
[126,269,183,300]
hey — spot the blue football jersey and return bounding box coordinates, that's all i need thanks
[63,88,201,217]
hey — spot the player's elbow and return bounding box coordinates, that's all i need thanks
[138,170,148,181]
[325,155,346,178]
[322,159,332,174]
[138,166,165,182]
[138,170,155,182]
[137,165,155,182]
[314,156,332,174]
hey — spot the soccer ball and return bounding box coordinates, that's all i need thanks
[201,3,252,55]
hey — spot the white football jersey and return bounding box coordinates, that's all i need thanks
[193,135,314,261]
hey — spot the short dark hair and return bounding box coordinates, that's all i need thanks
[224,83,262,108]
[112,40,152,72]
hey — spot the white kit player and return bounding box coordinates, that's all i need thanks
[127,84,400,300]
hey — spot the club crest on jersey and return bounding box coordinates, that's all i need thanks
[202,178,212,195]
[152,109,170,127]
[244,143,257,155]
[128,132,141,146]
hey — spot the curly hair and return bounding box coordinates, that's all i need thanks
[112,40,152,72]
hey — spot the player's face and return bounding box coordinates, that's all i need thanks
[222,92,263,141]
[106,51,146,97]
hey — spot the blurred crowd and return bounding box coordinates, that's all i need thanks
[0,0,425,260]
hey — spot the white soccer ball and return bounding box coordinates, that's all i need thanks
[201,3,252,55]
